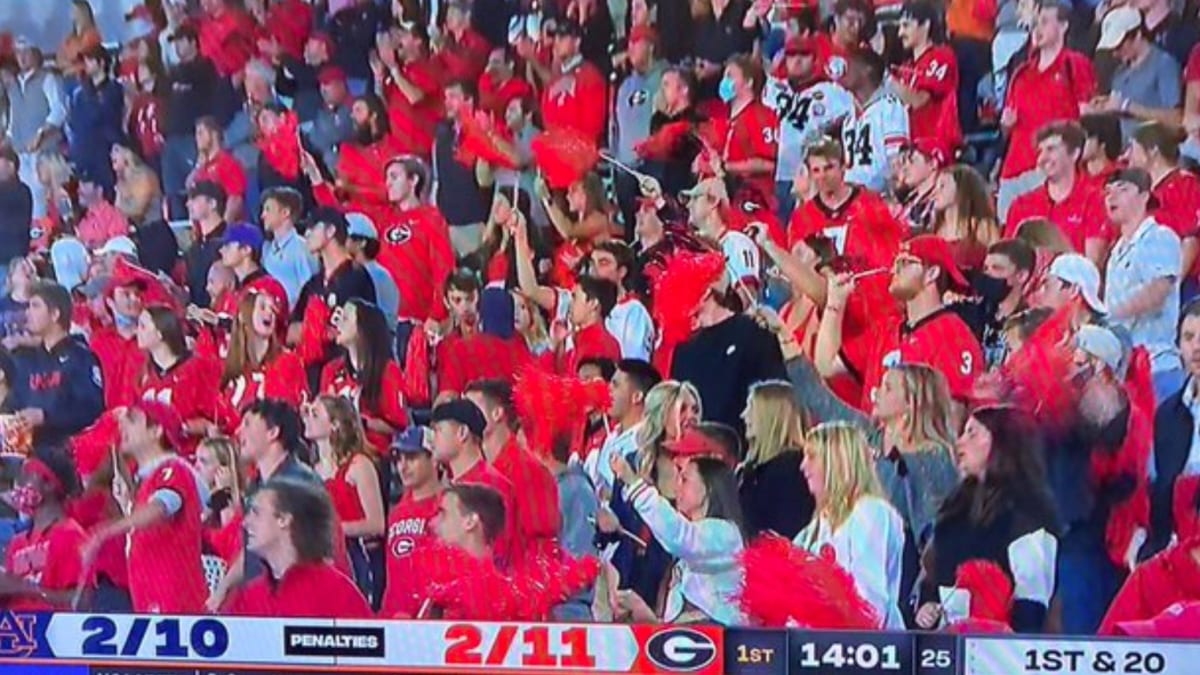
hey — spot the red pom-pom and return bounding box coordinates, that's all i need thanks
[109,257,181,315]
[513,365,611,457]
[651,251,726,348]
[258,110,300,180]
[70,412,121,478]
[998,305,1077,422]
[634,121,693,161]
[737,534,880,629]
[455,112,519,170]
[954,559,1012,623]
[531,128,599,189]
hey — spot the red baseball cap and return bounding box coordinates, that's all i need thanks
[665,429,734,466]
[898,235,969,290]
[318,64,347,85]
[904,137,948,170]
[128,400,186,451]
[628,24,658,46]
[784,34,817,56]
[1115,601,1200,639]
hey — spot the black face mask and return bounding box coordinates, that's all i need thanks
[353,122,376,146]
[972,273,1012,306]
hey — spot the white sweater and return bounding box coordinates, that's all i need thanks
[629,483,746,626]
[794,496,906,629]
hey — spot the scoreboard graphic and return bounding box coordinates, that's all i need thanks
[2,611,1199,674]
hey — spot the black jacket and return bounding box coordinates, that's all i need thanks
[0,179,32,265]
[1146,387,1194,558]
[185,221,228,308]
[14,335,104,451]
[739,451,813,540]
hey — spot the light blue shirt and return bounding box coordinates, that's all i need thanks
[263,227,318,313]
[1104,218,1182,373]
[364,260,400,326]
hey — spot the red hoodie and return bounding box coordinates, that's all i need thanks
[1099,539,1200,635]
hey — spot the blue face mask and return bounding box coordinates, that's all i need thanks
[717,76,737,103]
[114,313,137,330]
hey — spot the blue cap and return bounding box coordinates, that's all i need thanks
[221,223,265,252]
[390,426,432,455]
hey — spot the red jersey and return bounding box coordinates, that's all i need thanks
[435,29,490,84]
[139,353,226,456]
[542,322,622,375]
[336,135,407,212]
[788,187,905,271]
[320,356,409,454]
[1187,44,1200,85]
[492,438,561,565]
[1001,49,1095,179]
[1005,176,1111,252]
[223,349,307,413]
[376,203,456,322]
[2,518,86,611]
[66,489,129,590]
[381,490,440,617]
[382,60,443,158]
[191,150,248,201]
[898,45,961,149]
[479,73,534,121]
[435,332,531,396]
[129,456,208,614]
[90,327,144,409]
[203,509,243,567]
[722,100,780,210]
[1152,169,1200,272]
[860,307,983,409]
[541,58,607,144]
[1098,539,1200,635]
[264,0,313,61]
[453,458,519,564]
[226,560,371,618]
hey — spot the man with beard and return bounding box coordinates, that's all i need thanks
[335,94,403,214]
[763,33,854,220]
[818,235,983,411]
[375,23,442,159]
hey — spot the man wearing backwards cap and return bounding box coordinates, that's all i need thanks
[0,452,86,611]
[381,427,443,618]
[895,137,946,232]
[763,33,855,220]
[429,399,516,563]
[1102,167,1183,401]
[83,401,208,614]
[819,234,983,411]
[1005,120,1110,267]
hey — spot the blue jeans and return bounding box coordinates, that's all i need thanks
[1056,526,1122,634]
[348,537,386,611]
[775,181,797,223]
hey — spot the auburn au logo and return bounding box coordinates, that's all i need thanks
[0,611,38,657]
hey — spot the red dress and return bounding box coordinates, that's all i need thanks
[325,458,368,525]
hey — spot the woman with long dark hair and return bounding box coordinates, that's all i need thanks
[916,405,1059,633]
[609,450,746,625]
[135,305,226,455]
[222,290,306,413]
[319,300,408,453]
[930,164,1001,270]
[304,395,387,609]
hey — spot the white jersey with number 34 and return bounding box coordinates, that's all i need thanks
[763,78,855,181]
[841,91,909,193]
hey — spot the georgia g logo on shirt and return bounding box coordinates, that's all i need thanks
[386,225,413,245]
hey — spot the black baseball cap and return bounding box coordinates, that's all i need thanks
[390,426,433,456]
[430,399,487,439]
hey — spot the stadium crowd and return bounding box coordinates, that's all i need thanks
[0,0,1200,639]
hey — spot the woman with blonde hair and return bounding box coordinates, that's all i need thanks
[738,380,814,538]
[196,435,246,568]
[513,291,551,356]
[931,164,1001,270]
[111,143,163,228]
[600,379,702,610]
[794,421,906,629]
[33,151,76,251]
[303,395,387,609]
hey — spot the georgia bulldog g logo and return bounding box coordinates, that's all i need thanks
[387,225,413,245]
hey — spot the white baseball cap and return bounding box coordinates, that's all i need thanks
[1076,325,1123,374]
[1096,7,1143,50]
[1048,253,1107,315]
[95,235,138,259]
